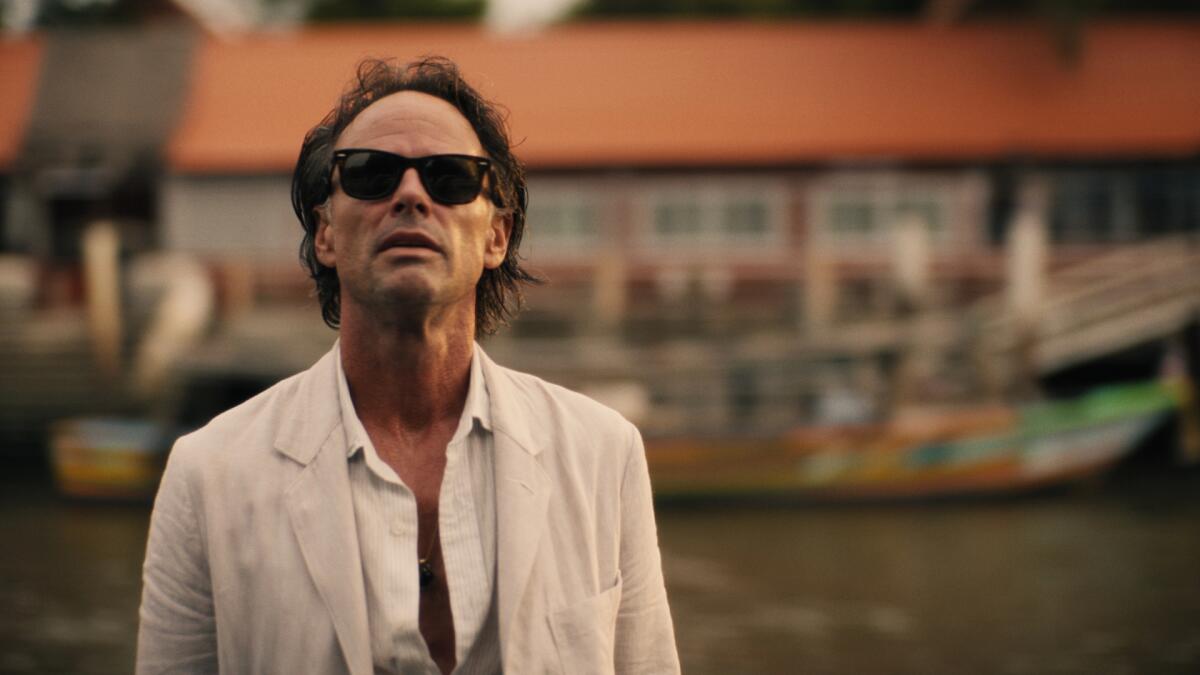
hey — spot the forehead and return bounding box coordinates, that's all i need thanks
[336,90,483,155]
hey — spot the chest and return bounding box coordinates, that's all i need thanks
[367,425,455,512]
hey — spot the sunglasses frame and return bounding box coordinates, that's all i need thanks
[331,148,493,205]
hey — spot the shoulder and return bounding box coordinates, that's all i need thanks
[484,360,644,485]
[173,370,303,453]
[165,347,337,482]
[491,362,637,439]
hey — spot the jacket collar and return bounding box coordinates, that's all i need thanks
[476,345,541,457]
[274,341,531,467]
[273,343,343,466]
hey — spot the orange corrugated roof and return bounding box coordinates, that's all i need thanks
[167,21,1200,172]
[0,37,44,170]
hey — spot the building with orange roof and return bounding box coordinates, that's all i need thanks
[2,24,195,304]
[151,21,1200,340]
[0,38,43,172]
[2,18,1200,445]
[166,21,1200,171]
[1,22,1198,344]
[0,36,44,252]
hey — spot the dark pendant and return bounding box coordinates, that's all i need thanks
[418,559,434,588]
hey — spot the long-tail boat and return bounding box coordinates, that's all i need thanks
[646,378,1187,501]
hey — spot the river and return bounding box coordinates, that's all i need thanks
[2,464,1199,674]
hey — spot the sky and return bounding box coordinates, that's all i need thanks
[486,0,580,32]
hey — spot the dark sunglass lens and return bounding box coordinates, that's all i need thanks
[340,151,401,199]
[422,157,484,204]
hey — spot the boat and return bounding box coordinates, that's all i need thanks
[645,378,1188,501]
[49,417,171,501]
[48,353,287,501]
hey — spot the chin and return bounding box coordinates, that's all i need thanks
[376,284,436,311]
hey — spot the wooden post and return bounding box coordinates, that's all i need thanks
[591,249,626,338]
[890,211,934,409]
[804,247,836,336]
[1163,332,1200,465]
[130,254,215,398]
[220,259,255,318]
[892,211,932,314]
[82,220,122,379]
[1004,180,1049,399]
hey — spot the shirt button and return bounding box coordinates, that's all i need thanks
[390,518,406,536]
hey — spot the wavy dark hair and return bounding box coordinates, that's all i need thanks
[291,56,540,335]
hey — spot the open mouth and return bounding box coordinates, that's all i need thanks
[377,230,441,254]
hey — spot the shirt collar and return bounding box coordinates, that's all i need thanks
[335,340,492,460]
[455,341,493,440]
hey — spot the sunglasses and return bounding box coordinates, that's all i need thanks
[331,148,492,205]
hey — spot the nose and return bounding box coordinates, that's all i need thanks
[391,167,431,216]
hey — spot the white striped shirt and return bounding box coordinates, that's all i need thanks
[335,344,501,675]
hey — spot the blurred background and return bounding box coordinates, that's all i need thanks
[3,0,1200,673]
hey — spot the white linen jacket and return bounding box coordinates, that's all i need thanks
[137,344,679,675]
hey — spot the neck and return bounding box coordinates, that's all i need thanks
[338,301,475,435]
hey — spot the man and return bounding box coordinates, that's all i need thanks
[137,57,679,674]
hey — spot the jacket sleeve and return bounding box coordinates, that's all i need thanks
[136,440,218,674]
[614,424,681,674]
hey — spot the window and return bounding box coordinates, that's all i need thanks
[829,198,875,237]
[824,192,944,244]
[522,191,599,260]
[654,201,703,238]
[722,199,770,237]
[1049,172,1117,243]
[811,173,970,250]
[896,197,944,237]
[639,179,786,255]
[531,201,597,240]
[1044,168,1198,243]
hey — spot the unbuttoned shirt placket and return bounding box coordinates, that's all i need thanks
[350,439,431,674]
[441,422,499,674]
[338,345,501,675]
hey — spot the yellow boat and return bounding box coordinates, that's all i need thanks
[49,417,168,501]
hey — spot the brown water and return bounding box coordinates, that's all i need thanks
[2,468,1199,674]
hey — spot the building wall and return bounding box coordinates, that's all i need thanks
[164,164,1200,336]
[162,174,299,260]
[161,167,1003,333]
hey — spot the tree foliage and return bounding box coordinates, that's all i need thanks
[572,0,921,20]
[571,0,1200,20]
[306,0,485,21]
[21,0,1199,29]
[33,0,141,27]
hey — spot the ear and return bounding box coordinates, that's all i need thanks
[314,205,337,269]
[482,210,512,270]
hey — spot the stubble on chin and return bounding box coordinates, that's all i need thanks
[348,274,436,328]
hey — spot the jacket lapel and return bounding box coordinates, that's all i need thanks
[276,345,372,675]
[493,430,550,649]
[479,348,552,654]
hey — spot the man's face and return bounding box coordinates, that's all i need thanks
[314,91,510,325]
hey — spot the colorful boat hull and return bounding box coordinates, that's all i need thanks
[49,418,167,500]
[646,380,1184,501]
